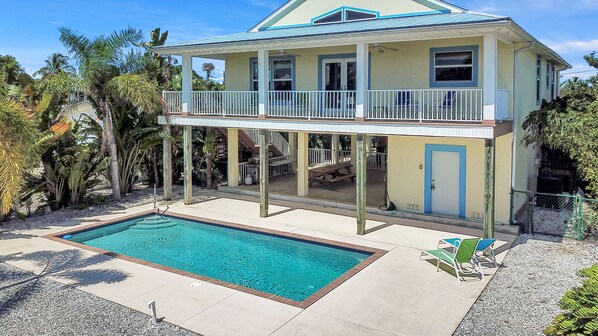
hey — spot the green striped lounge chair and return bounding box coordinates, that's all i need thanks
[420,238,483,284]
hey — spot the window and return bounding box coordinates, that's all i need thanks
[313,11,343,25]
[429,46,478,87]
[536,56,541,104]
[250,58,294,91]
[346,10,377,21]
[312,8,378,25]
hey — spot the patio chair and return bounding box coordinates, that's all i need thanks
[420,237,483,284]
[440,237,498,268]
[440,90,457,109]
[395,91,418,119]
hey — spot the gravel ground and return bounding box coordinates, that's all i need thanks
[454,234,598,336]
[0,262,200,336]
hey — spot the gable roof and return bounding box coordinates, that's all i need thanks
[249,0,466,32]
[158,12,503,49]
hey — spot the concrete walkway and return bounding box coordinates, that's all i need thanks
[0,194,515,336]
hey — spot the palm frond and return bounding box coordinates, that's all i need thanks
[106,73,161,112]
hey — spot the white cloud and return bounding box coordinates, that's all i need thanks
[546,39,598,54]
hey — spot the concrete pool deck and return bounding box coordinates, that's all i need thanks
[0,193,516,336]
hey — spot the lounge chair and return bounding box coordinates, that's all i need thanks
[440,237,498,268]
[420,237,483,284]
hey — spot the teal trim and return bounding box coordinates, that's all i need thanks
[424,144,467,218]
[249,55,296,91]
[250,0,305,32]
[263,10,448,31]
[429,45,479,88]
[317,53,371,91]
[378,10,448,20]
[311,6,380,26]
[312,8,344,25]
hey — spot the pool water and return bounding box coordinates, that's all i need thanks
[67,215,372,301]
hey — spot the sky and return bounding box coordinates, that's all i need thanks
[1,0,596,81]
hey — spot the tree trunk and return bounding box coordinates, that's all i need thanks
[206,153,213,190]
[100,99,122,201]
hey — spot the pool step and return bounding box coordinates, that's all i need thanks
[129,215,176,230]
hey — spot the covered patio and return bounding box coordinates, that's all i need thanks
[233,169,387,208]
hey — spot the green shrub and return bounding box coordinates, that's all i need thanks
[545,263,598,335]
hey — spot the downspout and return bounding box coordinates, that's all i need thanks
[511,41,534,190]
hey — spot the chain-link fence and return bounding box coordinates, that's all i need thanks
[510,189,598,240]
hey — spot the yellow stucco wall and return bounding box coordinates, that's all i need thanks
[387,135,512,223]
[222,37,524,92]
[513,49,542,192]
[270,0,442,28]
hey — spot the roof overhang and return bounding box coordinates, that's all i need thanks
[153,18,570,69]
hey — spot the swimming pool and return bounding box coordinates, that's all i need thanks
[54,212,384,306]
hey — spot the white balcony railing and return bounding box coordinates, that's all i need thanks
[163,91,182,114]
[308,149,351,167]
[163,88,507,123]
[366,89,484,122]
[268,91,356,119]
[190,91,258,117]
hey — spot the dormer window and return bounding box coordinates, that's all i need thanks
[312,8,379,26]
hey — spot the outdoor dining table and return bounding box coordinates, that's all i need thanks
[308,162,355,187]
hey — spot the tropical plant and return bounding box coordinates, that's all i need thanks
[38,116,107,210]
[59,26,162,200]
[544,263,598,335]
[523,53,598,194]
[33,53,76,79]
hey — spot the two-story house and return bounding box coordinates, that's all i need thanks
[154,0,570,236]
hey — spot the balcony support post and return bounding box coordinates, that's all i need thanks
[297,131,309,197]
[181,54,193,115]
[356,134,367,235]
[258,49,269,118]
[356,43,369,121]
[163,124,172,201]
[483,34,498,121]
[183,126,193,205]
[227,128,239,187]
[484,139,496,239]
[259,129,269,217]
[350,135,357,173]
[289,132,298,172]
[331,134,340,164]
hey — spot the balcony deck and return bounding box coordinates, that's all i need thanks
[163,88,510,123]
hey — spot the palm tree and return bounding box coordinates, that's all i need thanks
[59,27,162,200]
[0,55,27,85]
[202,63,215,81]
[0,71,45,215]
[33,53,76,79]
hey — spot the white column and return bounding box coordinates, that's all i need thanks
[483,34,498,121]
[297,131,309,197]
[355,43,369,120]
[289,132,298,172]
[331,134,340,164]
[258,49,269,118]
[181,54,193,114]
[227,128,239,187]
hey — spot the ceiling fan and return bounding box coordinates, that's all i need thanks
[370,44,398,53]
